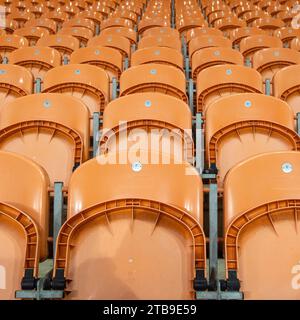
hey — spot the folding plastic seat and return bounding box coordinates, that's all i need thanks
[0,151,50,299]
[63,4,80,19]
[177,17,208,36]
[58,27,93,47]
[9,11,34,28]
[273,64,300,123]
[36,34,80,63]
[277,10,297,27]
[243,10,269,26]
[186,27,223,45]
[206,3,229,20]
[14,26,49,46]
[253,48,300,94]
[100,92,193,160]
[51,148,206,299]
[0,34,28,60]
[100,26,137,45]
[28,4,48,18]
[207,10,233,26]
[70,46,123,81]
[0,93,90,186]
[90,3,110,19]
[258,0,277,11]
[230,27,266,48]
[274,28,300,47]
[1,18,18,34]
[138,34,181,52]
[214,16,247,37]
[189,35,232,60]
[44,10,69,29]
[192,47,244,81]
[267,3,289,17]
[235,3,259,19]
[142,26,179,39]
[24,18,57,34]
[291,38,300,51]
[205,93,299,184]
[223,151,300,299]
[112,9,138,25]
[131,47,183,71]
[77,11,103,31]
[120,63,187,103]
[42,64,109,135]
[0,64,33,107]
[8,46,61,81]
[100,17,133,32]
[88,34,131,59]
[197,64,263,113]
[138,17,170,36]
[239,35,282,61]
[62,17,95,35]
[252,17,285,35]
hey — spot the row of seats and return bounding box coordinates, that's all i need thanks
[0,0,300,300]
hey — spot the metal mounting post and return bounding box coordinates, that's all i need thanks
[53,182,64,256]
[93,112,100,157]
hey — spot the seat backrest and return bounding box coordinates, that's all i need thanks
[0,93,90,187]
[0,151,50,299]
[8,46,61,80]
[100,26,137,44]
[36,34,80,59]
[24,18,57,34]
[239,34,283,60]
[274,27,300,47]
[291,37,300,51]
[224,151,300,299]
[229,26,265,47]
[70,46,123,80]
[100,17,133,31]
[253,47,300,83]
[189,35,232,60]
[58,27,93,46]
[138,34,182,51]
[62,17,95,33]
[100,93,193,162]
[205,93,299,184]
[0,34,28,58]
[197,64,263,112]
[252,17,285,35]
[53,149,205,299]
[142,26,179,38]
[87,34,131,58]
[0,64,33,105]
[131,46,184,70]
[192,46,244,80]
[14,26,50,46]
[186,27,223,44]
[120,63,187,102]
[273,64,300,119]
[43,63,110,114]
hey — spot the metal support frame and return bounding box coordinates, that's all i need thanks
[265,79,271,95]
[112,77,118,100]
[196,282,244,300]
[95,24,100,36]
[131,44,136,54]
[124,57,129,70]
[196,113,204,174]
[297,113,300,135]
[2,56,8,64]
[245,58,251,67]
[208,180,218,291]
[63,55,68,65]
[35,78,42,93]
[188,78,194,113]
[185,57,190,80]
[171,0,175,28]
[53,182,64,255]
[15,278,64,300]
[93,112,100,157]
[182,35,187,58]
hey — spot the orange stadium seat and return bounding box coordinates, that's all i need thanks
[0,34,28,61]
[52,149,206,299]
[58,27,93,47]
[138,34,182,51]
[14,26,50,46]
[0,93,90,187]
[197,64,263,112]
[119,63,187,103]
[205,93,300,184]
[223,151,300,299]
[0,151,49,299]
